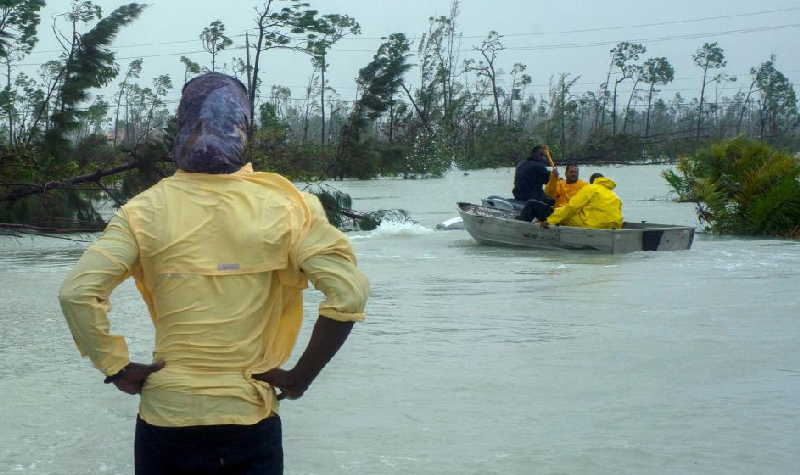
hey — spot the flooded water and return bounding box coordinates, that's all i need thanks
[1,165,799,474]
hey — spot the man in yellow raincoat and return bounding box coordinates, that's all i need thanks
[544,163,587,207]
[545,173,623,229]
[59,73,369,474]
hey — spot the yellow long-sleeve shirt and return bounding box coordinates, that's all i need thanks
[544,173,587,207]
[59,164,369,427]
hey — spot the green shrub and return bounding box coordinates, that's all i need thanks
[663,136,800,238]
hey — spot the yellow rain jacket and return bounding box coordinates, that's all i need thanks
[59,164,369,427]
[547,177,623,229]
[544,173,587,207]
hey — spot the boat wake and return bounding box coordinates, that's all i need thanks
[350,219,434,240]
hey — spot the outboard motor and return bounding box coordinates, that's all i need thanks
[482,195,526,214]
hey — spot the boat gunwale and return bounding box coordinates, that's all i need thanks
[457,202,695,234]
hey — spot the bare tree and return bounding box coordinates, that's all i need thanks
[465,30,504,125]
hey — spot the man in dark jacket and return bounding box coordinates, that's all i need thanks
[513,145,552,201]
[513,145,556,221]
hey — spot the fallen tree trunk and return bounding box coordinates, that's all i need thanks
[0,161,142,203]
[0,222,107,234]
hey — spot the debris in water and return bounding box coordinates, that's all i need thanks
[303,183,415,231]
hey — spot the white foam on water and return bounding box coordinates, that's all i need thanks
[350,219,434,240]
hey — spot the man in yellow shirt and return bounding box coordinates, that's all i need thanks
[59,73,369,474]
[544,173,624,229]
[544,163,587,207]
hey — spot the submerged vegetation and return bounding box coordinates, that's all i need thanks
[300,183,412,231]
[663,137,800,238]
[0,0,798,234]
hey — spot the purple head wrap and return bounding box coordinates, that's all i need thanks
[173,72,252,174]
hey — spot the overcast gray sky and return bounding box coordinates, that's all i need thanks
[18,0,800,110]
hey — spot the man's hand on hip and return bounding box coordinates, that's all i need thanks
[106,361,165,395]
[253,368,311,401]
[251,316,355,402]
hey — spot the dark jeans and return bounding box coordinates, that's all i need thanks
[135,415,283,475]
[517,197,554,222]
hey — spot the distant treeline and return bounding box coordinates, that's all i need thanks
[0,0,798,231]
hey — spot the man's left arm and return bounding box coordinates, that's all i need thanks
[255,196,368,400]
[59,211,163,394]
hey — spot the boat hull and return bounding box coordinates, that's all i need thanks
[457,202,694,253]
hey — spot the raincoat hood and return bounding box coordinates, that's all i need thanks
[173,73,251,174]
[593,177,617,190]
